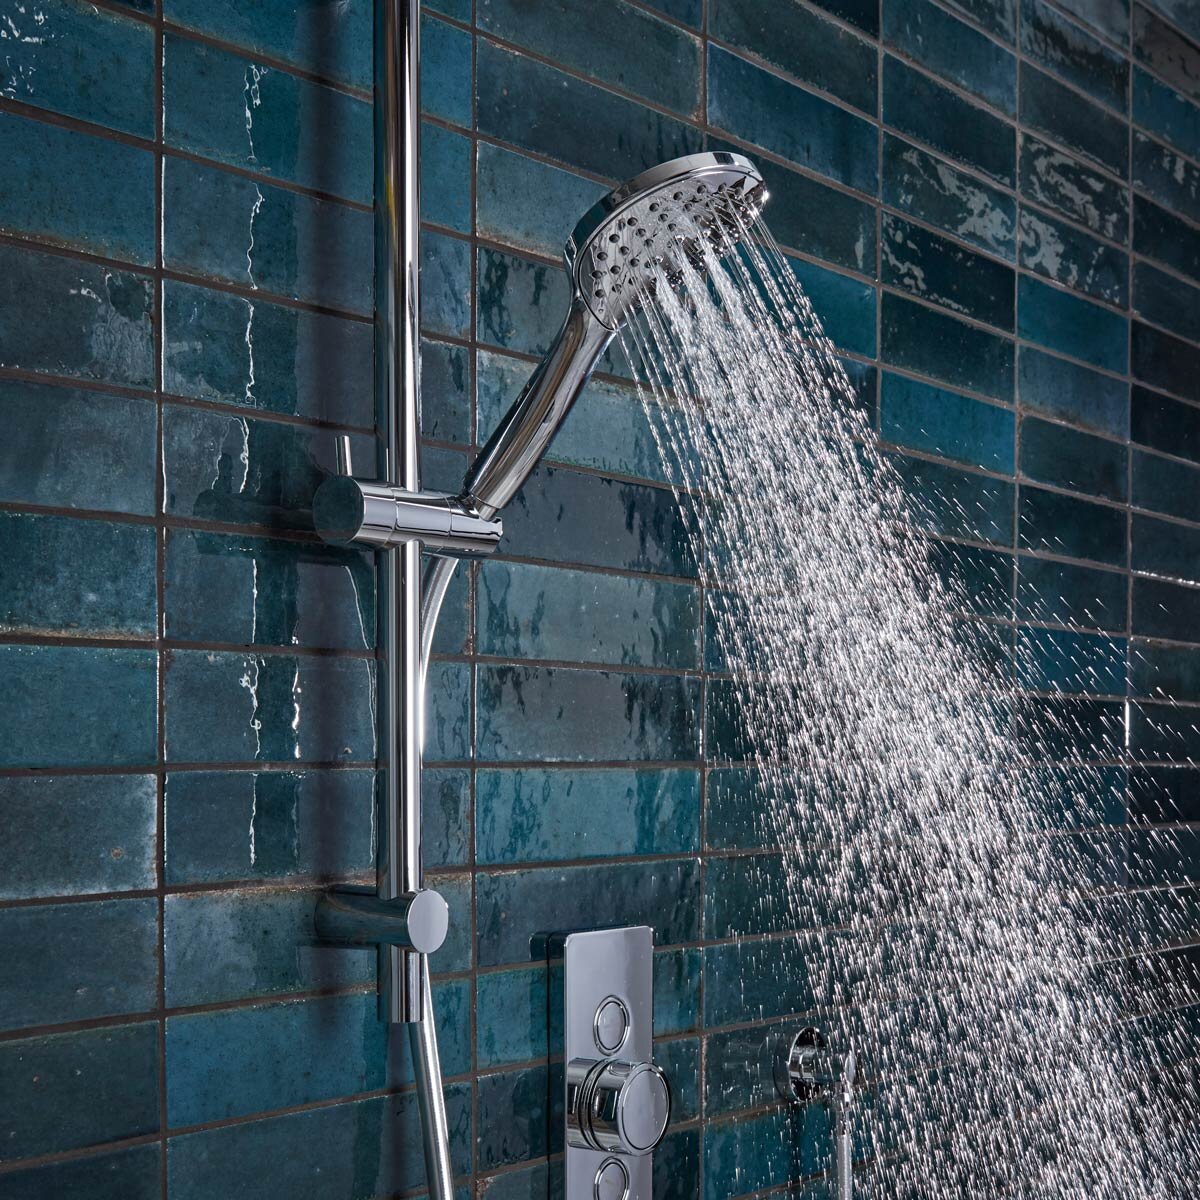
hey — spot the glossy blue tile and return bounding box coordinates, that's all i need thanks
[1134,260,1200,345]
[422,338,471,445]
[942,0,1017,40]
[1018,208,1128,306]
[0,1023,159,1159]
[477,40,701,182]
[477,664,700,762]
[712,0,877,114]
[164,34,371,204]
[1021,0,1127,112]
[0,898,157,1031]
[785,256,876,355]
[1020,485,1126,566]
[885,0,1016,113]
[641,0,702,22]
[930,539,1015,617]
[881,292,1015,401]
[476,767,700,863]
[1019,133,1129,243]
[1021,62,1128,177]
[1017,275,1128,373]
[422,230,472,338]
[1131,700,1200,761]
[163,156,372,313]
[1132,385,1200,462]
[0,243,153,387]
[1134,131,1200,226]
[1133,511,1200,585]
[1133,447,1200,522]
[422,121,471,233]
[478,246,575,358]
[1132,320,1200,403]
[882,135,1017,260]
[709,46,878,194]
[476,1064,550,1170]
[893,452,1015,544]
[0,1146,160,1200]
[703,1109,829,1200]
[1018,346,1128,437]
[422,13,472,127]
[1135,66,1200,159]
[1016,555,1127,629]
[1017,627,1126,694]
[1132,640,1200,701]
[884,55,1015,186]
[1021,416,1127,502]
[1057,0,1129,41]
[0,644,157,768]
[480,0,701,115]
[1134,3,1200,103]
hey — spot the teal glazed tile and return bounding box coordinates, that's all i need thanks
[422,122,472,233]
[1017,275,1128,374]
[1134,260,1200,344]
[162,650,377,763]
[1020,63,1128,178]
[476,966,552,1067]
[0,380,156,515]
[703,1109,828,1200]
[1018,208,1128,306]
[1130,701,1200,761]
[942,0,1017,41]
[0,1023,159,1159]
[476,665,700,762]
[428,0,472,19]
[656,947,702,1034]
[475,767,701,863]
[0,512,155,638]
[479,0,701,115]
[1029,763,1127,827]
[1135,67,1200,160]
[163,769,376,884]
[883,56,1015,187]
[1019,486,1127,567]
[475,858,700,966]
[1021,416,1127,502]
[880,292,1015,402]
[477,560,701,668]
[1018,134,1129,243]
[478,247,573,357]
[1136,195,1200,282]
[704,937,825,1027]
[163,157,372,314]
[1018,346,1128,438]
[423,338,471,445]
[641,0,702,23]
[476,1064,550,1170]
[163,0,371,90]
[0,111,154,264]
[785,256,876,356]
[1134,131,1200,225]
[0,898,157,1030]
[1132,385,1200,462]
[705,1022,810,1116]
[422,13,472,127]
[422,230,472,338]
[880,373,1015,472]
[1133,511,1200,585]
[1020,0,1128,112]
[1133,448,1200,522]
[711,0,877,115]
[1132,640,1200,701]
[1134,2,1200,102]
[1017,627,1126,695]
[0,0,153,135]
[708,46,878,195]
[706,768,798,850]
[882,135,1017,260]
[426,661,472,760]
[1055,0,1129,41]
[884,0,1016,114]
[1016,556,1127,629]
[882,214,1015,329]
[1133,320,1200,404]
[0,775,156,901]
[168,1085,472,1200]
[0,644,157,768]
[892,453,1016,545]
[1149,0,1200,42]
[163,279,373,425]
[164,35,371,204]
[0,1146,160,1200]
[164,529,373,650]
[0,244,153,387]
[477,40,701,183]
[930,539,1015,617]
[659,1038,700,1123]
[1019,694,1125,761]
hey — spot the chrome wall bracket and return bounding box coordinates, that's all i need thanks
[563,927,671,1200]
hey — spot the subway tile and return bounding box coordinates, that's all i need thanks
[477,664,700,762]
[881,373,1015,472]
[0,243,153,387]
[1020,416,1128,502]
[1020,0,1128,112]
[422,121,471,233]
[477,40,701,183]
[641,0,703,24]
[930,538,1016,616]
[1017,627,1127,694]
[881,291,1015,401]
[785,256,876,356]
[1134,66,1200,159]
[1018,208,1128,306]
[476,1064,550,1170]
[164,528,374,650]
[706,768,807,851]
[423,338,471,445]
[1135,192,1200,283]
[163,279,373,425]
[708,46,878,194]
[1134,2,1200,103]
[1017,275,1128,373]
[1129,765,1200,821]
[1133,511,1200,584]
[1019,133,1129,242]
[885,0,1016,114]
[660,1037,700,1123]
[422,230,472,339]
[478,246,572,358]
[1132,320,1200,403]
[1019,694,1126,760]
[704,1109,829,1200]
[1020,485,1127,566]
[168,1085,473,1197]
[893,452,1016,545]
[422,13,472,127]
[704,1021,797,1115]
[1056,0,1129,41]
[882,135,1017,260]
[1016,555,1127,629]
[0,644,157,769]
[942,0,1017,40]
[712,0,877,114]
[164,34,371,204]
[1134,574,1200,640]
[476,858,701,966]
[163,0,371,90]
[1130,700,1200,760]
[1134,131,1200,224]
[0,1146,160,1200]
[1132,640,1200,701]
[163,157,372,314]
[480,0,701,115]
[1018,346,1128,437]
[882,214,1015,329]
[1028,763,1127,826]
[476,766,701,863]
[703,936,832,1027]
[0,1023,159,1159]
[1020,62,1128,178]
[0,111,155,264]
[0,512,156,637]
[1133,260,1200,345]
[1132,384,1200,461]
[0,898,157,1031]
[1133,447,1200,521]
[884,55,1015,186]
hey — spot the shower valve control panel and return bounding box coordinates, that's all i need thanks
[563,926,670,1200]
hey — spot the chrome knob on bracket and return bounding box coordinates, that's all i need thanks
[567,1057,671,1156]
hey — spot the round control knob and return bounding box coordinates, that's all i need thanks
[569,1059,671,1157]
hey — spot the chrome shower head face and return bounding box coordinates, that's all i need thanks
[565,151,766,331]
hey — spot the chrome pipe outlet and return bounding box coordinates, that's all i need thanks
[315,887,449,953]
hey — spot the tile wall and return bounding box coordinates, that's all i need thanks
[0,0,1199,1196]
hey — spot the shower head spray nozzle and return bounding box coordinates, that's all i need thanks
[460,151,765,519]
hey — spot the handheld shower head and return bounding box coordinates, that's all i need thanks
[460,151,765,519]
